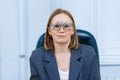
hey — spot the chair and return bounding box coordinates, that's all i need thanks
[36,29,100,67]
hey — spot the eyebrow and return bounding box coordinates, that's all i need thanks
[52,21,73,25]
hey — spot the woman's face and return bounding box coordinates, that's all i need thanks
[48,13,74,45]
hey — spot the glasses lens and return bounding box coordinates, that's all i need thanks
[49,23,74,31]
[50,24,60,31]
[63,24,73,31]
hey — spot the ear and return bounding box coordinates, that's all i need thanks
[71,29,75,35]
[48,29,52,35]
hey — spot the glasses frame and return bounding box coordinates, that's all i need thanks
[49,21,74,31]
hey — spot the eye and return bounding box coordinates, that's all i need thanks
[64,24,69,28]
[54,24,59,28]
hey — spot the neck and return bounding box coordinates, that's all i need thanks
[54,41,71,54]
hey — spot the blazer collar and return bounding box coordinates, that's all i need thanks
[69,48,82,80]
[44,49,60,80]
[43,47,82,80]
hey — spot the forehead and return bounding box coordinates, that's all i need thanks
[51,13,73,24]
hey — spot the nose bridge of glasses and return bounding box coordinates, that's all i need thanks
[59,25,65,31]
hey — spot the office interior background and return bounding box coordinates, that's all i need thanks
[0,0,120,80]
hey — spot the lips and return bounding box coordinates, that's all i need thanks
[57,35,66,38]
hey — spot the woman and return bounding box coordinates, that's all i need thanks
[30,8,101,80]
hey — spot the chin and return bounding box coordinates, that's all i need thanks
[56,40,69,44]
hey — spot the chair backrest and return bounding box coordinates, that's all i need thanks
[36,29,99,66]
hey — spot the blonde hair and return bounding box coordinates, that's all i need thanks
[44,8,79,50]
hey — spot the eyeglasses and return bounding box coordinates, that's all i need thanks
[49,21,74,31]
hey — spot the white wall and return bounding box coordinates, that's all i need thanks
[0,0,120,80]
[0,0,20,80]
[0,0,51,80]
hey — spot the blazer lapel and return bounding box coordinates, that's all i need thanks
[43,50,60,80]
[69,48,82,80]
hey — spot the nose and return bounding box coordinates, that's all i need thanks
[59,26,64,32]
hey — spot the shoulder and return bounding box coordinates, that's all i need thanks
[78,44,96,58]
[79,44,94,50]
[30,47,46,60]
[78,44,98,67]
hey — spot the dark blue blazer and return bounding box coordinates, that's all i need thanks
[30,44,101,80]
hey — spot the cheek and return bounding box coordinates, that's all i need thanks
[49,30,57,37]
[52,35,56,39]
[65,33,72,39]
[51,33,57,39]
[67,32,73,37]
[67,35,72,39]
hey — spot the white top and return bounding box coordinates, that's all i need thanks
[58,68,69,80]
